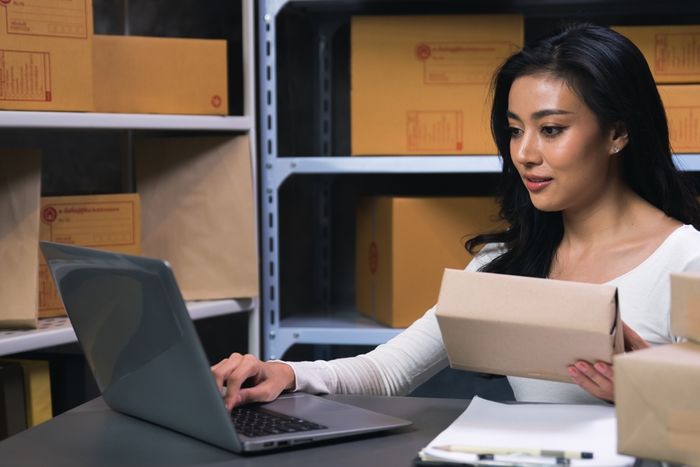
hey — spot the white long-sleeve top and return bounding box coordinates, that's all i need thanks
[283,224,700,404]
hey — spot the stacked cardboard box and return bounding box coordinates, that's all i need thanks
[356,196,503,327]
[93,35,228,115]
[614,272,700,465]
[39,193,141,318]
[657,85,700,153]
[0,0,228,115]
[351,15,523,156]
[0,0,93,111]
[612,25,700,84]
[614,25,700,152]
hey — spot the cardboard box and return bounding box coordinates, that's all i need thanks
[0,149,41,329]
[135,135,258,300]
[39,193,141,318]
[356,196,503,327]
[436,270,624,382]
[93,35,228,115]
[658,85,700,153]
[615,342,700,465]
[351,15,523,155]
[614,25,700,84]
[671,272,700,343]
[0,0,93,111]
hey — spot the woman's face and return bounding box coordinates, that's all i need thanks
[507,73,623,213]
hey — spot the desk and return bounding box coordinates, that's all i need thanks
[0,395,469,467]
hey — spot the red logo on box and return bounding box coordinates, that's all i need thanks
[369,241,378,275]
[415,43,431,61]
[42,207,57,223]
[211,95,222,108]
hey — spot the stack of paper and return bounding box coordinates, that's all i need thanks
[419,397,635,466]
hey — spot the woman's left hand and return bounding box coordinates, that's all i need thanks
[568,321,651,402]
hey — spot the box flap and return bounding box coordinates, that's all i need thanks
[435,269,620,382]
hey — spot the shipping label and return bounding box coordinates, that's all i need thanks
[40,200,138,248]
[407,110,463,152]
[38,264,61,311]
[38,199,138,313]
[3,0,88,39]
[0,49,51,101]
[416,41,516,84]
[654,33,700,76]
[666,105,700,152]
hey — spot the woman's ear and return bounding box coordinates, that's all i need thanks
[609,122,629,155]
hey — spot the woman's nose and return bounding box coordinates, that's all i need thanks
[512,131,542,166]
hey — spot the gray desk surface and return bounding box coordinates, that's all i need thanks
[0,395,470,467]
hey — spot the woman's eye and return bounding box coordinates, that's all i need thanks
[541,126,565,137]
[508,126,523,137]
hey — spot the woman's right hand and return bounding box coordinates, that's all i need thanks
[622,321,650,352]
[211,353,296,410]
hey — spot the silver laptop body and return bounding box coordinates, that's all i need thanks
[40,241,411,453]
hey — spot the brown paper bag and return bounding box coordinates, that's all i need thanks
[135,136,258,300]
[0,150,41,328]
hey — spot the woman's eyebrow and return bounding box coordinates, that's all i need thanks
[508,109,573,121]
[506,110,522,122]
[531,109,573,120]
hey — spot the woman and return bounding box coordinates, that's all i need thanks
[212,24,700,409]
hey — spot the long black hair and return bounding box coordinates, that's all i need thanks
[467,23,700,278]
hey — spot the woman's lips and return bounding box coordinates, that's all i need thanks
[524,176,553,193]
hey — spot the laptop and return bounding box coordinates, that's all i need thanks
[40,241,411,453]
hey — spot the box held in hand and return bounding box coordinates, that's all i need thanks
[436,270,624,382]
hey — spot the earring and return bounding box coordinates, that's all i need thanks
[612,147,620,154]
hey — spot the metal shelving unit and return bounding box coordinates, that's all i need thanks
[258,0,700,360]
[0,0,260,357]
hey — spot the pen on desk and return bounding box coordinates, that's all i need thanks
[433,445,593,460]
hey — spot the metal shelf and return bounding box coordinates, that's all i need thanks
[267,308,404,360]
[0,299,254,357]
[264,154,700,188]
[673,154,700,171]
[265,155,502,188]
[0,112,253,131]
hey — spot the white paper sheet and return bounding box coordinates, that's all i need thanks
[420,397,634,466]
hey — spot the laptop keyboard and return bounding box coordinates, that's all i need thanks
[231,406,327,438]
